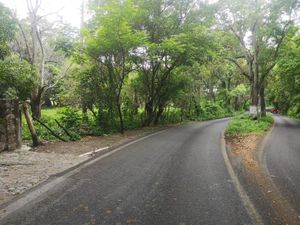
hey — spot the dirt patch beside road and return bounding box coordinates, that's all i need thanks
[0,125,169,206]
[226,134,300,225]
[227,134,262,171]
[0,146,88,205]
[35,126,167,155]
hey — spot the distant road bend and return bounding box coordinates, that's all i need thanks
[2,119,258,225]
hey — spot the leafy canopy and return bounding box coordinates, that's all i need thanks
[0,3,17,59]
[0,55,37,100]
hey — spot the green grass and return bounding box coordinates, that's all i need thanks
[22,107,82,141]
[226,113,274,136]
[40,107,65,119]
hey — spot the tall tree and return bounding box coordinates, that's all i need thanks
[85,0,146,133]
[13,0,76,118]
[217,0,299,117]
[133,0,213,125]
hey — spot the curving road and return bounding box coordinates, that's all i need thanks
[0,119,253,225]
[264,115,300,212]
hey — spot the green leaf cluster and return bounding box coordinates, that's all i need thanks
[0,55,37,100]
[0,3,17,59]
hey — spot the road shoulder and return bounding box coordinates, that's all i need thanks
[0,125,172,219]
[225,122,300,224]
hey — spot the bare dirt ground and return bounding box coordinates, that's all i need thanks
[0,125,169,206]
[226,134,300,225]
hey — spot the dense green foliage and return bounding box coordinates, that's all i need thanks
[267,28,300,119]
[0,2,16,59]
[226,114,274,136]
[217,0,299,115]
[0,3,37,100]
[0,0,298,143]
[0,55,37,100]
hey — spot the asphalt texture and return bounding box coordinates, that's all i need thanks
[1,119,252,225]
[264,115,300,212]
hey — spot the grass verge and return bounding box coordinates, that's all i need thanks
[226,114,274,136]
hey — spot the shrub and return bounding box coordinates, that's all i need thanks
[288,95,300,120]
[22,115,62,141]
[59,107,82,131]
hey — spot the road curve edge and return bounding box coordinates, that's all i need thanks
[221,131,264,225]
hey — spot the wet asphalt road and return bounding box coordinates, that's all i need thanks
[264,115,300,212]
[1,119,252,225]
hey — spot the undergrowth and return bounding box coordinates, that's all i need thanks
[226,114,274,136]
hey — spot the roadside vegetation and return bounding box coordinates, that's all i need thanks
[22,105,234,141]
[226,114,274,136]
[0,0,299,145]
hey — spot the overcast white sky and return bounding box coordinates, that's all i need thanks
[0,0,83,28]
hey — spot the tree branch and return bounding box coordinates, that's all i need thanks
[33,117,68,142]
[16,20,32,63]
[47,63,73,90]
[228,25,252,61]
[226,58,250,80]
[259,21,292,86]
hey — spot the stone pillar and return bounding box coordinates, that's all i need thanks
[0,99,22,152]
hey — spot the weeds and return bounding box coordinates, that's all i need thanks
[226,114,274,136]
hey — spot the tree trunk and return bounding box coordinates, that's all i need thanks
[31,95,41,119]
[251,8,260,118]
[23,102,40,147]
[260,85,266,117]
[154,103,164,125]
[117,103,124,134]
[44,96,52,107]
[250,82,259,119]
[82,102,88,122]
[31,86,44,119]
[144,100,154,126]
[251,83,259,106]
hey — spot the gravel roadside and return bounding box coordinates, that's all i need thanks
[0,125,169,206]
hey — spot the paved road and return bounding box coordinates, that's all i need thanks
[264,115,300,212]
[1,119,252,225]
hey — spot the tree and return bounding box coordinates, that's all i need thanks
[0,55,37,100]
[0,2,17,59]
[12,0,75,118]
[0,3,36,101]
[132,0,214,125]
[268,27,300,119]
[217,0,299,117]
[84,0,146,133]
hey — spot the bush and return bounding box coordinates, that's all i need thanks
[288,95,300,120]
[22,115,62,141]
[192,102,232,121]
[203,103,227,119]
[59,107,82,131]
[160,107,182,124]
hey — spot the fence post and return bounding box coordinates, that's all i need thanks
[0,99,22,152]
